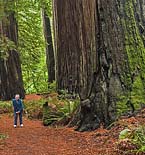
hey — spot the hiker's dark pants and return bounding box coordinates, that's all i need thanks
[14,111,23,125]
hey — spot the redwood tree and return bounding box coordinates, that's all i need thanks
[42,8,55,83]
[53,0,145,131]
[53,0,97,97]
[0,0,25,100]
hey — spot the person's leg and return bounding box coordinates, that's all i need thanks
[19,111,23,125]
[14,112,18,126]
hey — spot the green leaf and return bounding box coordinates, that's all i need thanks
[119,129,131,139]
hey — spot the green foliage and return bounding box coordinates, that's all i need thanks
[57,99,79,118]
[36,0,52,16]
[0,101,13,113]
[0,1,17,59]
[0,0,16,19]
[43,106,64,125]
[24,99,45,119]
[119,129,131,139]
[0,0,47,93]
[48,81,56,93]
[0,0,53,93]
[0,134,9,140]
[23,95,78,122]
[0,1,4,20]
[43,94,80,126]
[24,99,45,109]
[119,126,145,153]
[0,36,16,59]
[16,0,51,93]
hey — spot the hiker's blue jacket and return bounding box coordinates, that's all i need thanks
[12,99,24,113]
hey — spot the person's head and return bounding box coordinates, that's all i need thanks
[15,94,20,100]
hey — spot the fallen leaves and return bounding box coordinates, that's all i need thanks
[0,101,145,155]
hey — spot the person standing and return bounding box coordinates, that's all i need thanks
[12,94,24,128]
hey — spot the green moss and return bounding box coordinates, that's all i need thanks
[117,0,145,114]
[123,0,145,70]
[131,76,145,106]
[117,95,128,116]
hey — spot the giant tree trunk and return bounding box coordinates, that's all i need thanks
[69,0,130,131]
[0,1,25,100]
[42,8,55,83]
[53,0,97,97]
[53,0,145,131]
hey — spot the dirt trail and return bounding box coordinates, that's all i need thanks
[0,114,117,155]
[0,94,144,155]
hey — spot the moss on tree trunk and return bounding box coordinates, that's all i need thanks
[53,0,145,131]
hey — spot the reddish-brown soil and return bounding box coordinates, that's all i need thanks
[0,113,145,155]
[24,94,42,101]
[0,114,118,155]
[0,94,144,155]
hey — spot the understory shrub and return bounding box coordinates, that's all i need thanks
[118,125,145,154]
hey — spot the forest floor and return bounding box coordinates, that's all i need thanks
[0,94,145,155]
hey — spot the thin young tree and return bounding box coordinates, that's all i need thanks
[42,8,55,83]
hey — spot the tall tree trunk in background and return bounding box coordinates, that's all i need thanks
[42,8,55,83]
[0,1,25,100]
[53,0,145,131]
[53,0,97,97]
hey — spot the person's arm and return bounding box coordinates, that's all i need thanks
[20,99,24,111]
[12,99,17,112]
